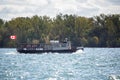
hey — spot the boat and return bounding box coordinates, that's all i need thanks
[17,39,83,54]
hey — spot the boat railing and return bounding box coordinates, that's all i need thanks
[17,40,73,51]
[17,43,45,50]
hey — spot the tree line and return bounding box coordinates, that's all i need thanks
[0,14,120,47]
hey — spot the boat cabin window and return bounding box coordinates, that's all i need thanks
[50,40,59,43]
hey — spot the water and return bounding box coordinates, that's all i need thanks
[0,48,120,80]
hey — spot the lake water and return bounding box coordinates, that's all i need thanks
[0,48,120,80]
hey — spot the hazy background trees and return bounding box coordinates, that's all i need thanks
[0,14,120,47]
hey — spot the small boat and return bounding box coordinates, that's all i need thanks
[17,39,83,54]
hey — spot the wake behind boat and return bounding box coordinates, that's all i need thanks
[17,39,83,54]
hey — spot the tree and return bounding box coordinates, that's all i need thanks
[0,14,120,47]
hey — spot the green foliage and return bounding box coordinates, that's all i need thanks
[0,14,120,47]
[80,37,88,46]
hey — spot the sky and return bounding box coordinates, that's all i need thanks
[0,0,120,20]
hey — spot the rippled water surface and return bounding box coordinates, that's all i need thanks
[0,48,120,80]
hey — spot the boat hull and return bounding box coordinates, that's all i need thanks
[17,49,79,54]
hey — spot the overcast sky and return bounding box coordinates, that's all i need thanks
[0,0,120,20]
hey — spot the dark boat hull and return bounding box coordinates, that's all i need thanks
[17,49,78,54]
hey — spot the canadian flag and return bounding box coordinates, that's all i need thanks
[10,35,16,40]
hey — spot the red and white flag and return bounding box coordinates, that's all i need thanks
[10,35,16,40]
